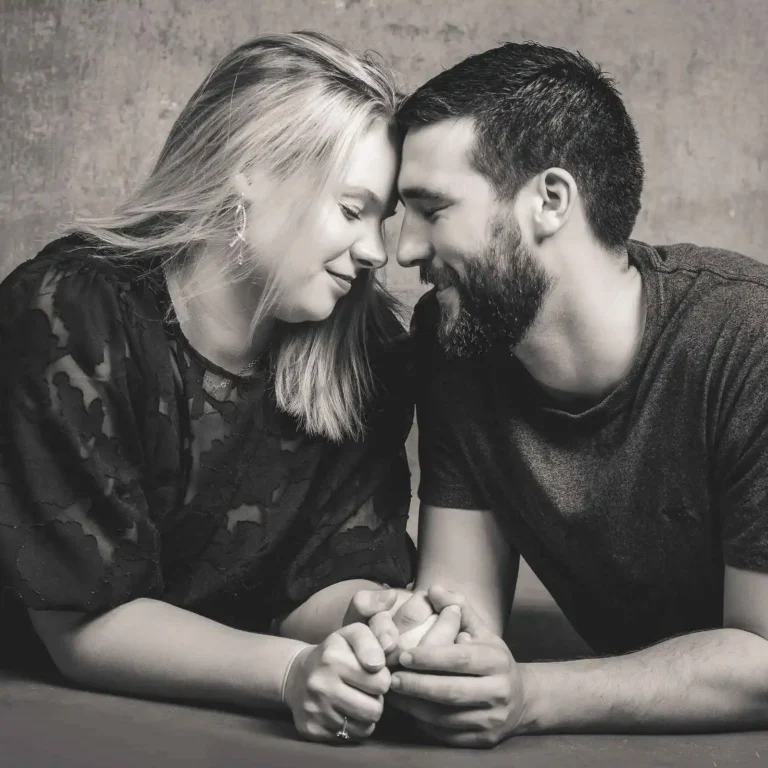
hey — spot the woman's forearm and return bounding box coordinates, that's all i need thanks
[278,579,385,644]
[30,598,310,710]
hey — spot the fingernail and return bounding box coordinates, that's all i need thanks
[399,652,413,667]
[447,605,461,614]
[363,653,383,667]
[390,675,401,689]
[381,634,395,652]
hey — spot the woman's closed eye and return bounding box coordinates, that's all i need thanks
[340,203,362,221]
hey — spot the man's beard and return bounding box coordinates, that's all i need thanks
[420,216,552,359]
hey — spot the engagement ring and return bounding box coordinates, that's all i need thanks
[335,717,350,742]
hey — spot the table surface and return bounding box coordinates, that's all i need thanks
[3,563,766,767]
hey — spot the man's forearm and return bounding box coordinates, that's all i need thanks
[414,575,509,637]
[519,628,768,734]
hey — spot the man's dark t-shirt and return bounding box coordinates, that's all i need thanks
[414,240,768,655]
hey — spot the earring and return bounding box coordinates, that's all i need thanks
[229,203,247,265]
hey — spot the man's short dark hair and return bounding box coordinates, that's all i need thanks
[397,42,644,249]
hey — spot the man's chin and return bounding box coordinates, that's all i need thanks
[437,316,493,360]
[438,310,529,360]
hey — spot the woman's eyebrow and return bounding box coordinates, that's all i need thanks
[344,185,399,216]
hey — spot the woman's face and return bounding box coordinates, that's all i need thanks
[240,119,399,323]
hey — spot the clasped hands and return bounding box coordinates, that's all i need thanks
[286,585,526,747]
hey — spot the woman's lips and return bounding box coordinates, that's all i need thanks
[326,269,353,292]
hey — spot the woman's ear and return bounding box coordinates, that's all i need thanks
[531,167,577,241]
[233,171,251,199]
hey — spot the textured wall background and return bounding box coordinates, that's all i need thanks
[1,0,767,291]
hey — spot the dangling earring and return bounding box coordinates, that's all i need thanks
[229,202,247,265]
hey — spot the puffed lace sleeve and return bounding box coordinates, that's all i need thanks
[0,254,163,613]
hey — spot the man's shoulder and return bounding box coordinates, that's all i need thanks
[638,240,768,330]
[640,240,768,293]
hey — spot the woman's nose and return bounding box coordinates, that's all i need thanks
[350,232,388,270]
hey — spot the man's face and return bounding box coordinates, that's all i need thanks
[396,118,552,358]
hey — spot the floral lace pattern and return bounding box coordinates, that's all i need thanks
[0,236,414,641]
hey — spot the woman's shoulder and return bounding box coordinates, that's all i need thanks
[3,233,144,289]
[1,234,161,326]
[0,234,167,364]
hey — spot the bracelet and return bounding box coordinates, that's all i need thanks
[281,646,309,705]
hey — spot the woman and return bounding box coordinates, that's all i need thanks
[0,32,415,743]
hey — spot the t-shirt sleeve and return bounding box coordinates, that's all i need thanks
[411,291,490,511]
[0,259,163,613]
[715,309,768,572]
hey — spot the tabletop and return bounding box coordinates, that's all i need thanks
[2,563,766,767]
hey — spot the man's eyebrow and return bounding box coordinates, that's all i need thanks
[398,186,453,204]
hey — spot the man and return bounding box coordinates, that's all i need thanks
[351,41,768,747]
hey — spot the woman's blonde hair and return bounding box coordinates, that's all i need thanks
[68,31,406,442]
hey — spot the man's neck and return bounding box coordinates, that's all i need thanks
[515,245,646,406]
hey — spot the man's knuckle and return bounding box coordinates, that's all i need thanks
[490,690,507,707]
[490,681,510,707]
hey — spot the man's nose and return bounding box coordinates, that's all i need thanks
[396,213,434,267]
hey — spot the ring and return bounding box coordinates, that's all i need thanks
[335,717,350,742]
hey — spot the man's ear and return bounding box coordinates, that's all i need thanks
[531,167,577,242]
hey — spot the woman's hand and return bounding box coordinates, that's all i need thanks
[283,623,392,743]
[345,587,463,667]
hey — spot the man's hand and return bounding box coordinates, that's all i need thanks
[387,586,529,748]
[344,588,441,664]
[343,588,413,654]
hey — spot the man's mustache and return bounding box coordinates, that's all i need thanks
[419,261,461,288]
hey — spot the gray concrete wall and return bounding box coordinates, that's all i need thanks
[2,0,766,294]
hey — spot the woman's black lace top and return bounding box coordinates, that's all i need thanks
[0,235,414,640]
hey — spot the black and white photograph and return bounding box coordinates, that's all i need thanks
[1,1,767,765]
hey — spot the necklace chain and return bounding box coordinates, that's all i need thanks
[162,265,263,393]
[204,355,263,391]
